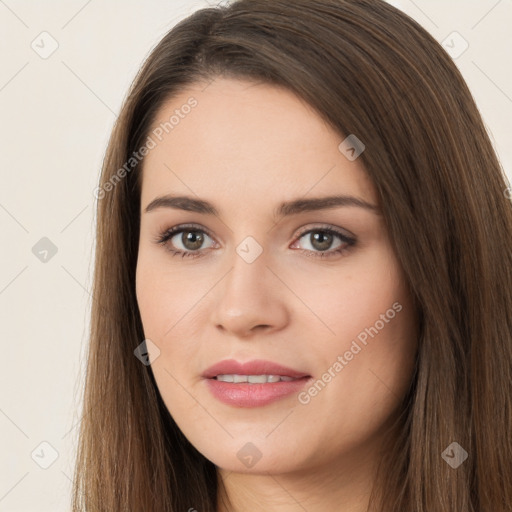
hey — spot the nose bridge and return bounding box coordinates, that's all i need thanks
[211,233,288,336]
[223,236,270,311]
[223,220,269,287]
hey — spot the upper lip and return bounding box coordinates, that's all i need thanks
[202,359,310,379]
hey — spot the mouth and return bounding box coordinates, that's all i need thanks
[211,374,307,383]
[201,359,312,407]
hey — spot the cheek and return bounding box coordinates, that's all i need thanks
[302,247,417,416]
[135,256,208,382]
[135,253,192,339]
[135,262,162,336]
[135,260,200,413]
[290,244,408,345]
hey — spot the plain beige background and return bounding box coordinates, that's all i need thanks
[0,1,510,510]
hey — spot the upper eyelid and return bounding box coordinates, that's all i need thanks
[295,224,354,238]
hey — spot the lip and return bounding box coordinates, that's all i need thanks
[202,359,312,408]
[201,359,310,379]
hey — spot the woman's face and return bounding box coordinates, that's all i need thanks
[136,77,418,476]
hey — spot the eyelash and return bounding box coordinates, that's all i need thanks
[153,223,357,260]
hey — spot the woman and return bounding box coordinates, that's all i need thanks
[73,0,512,510]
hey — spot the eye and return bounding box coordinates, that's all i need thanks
[291,225,356,258]
[154,223,216,259]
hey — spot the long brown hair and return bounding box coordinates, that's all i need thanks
[71,0,512,510]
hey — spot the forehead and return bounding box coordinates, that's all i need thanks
[140,77,377,212]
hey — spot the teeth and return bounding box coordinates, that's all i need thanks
[215,374,298,383]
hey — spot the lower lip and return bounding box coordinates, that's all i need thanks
[204,377,312,407]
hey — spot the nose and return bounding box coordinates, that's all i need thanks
[210,247,289,339]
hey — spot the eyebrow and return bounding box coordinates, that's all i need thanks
[144,194,380,218]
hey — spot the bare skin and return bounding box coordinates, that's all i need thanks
[135,77,418,511]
